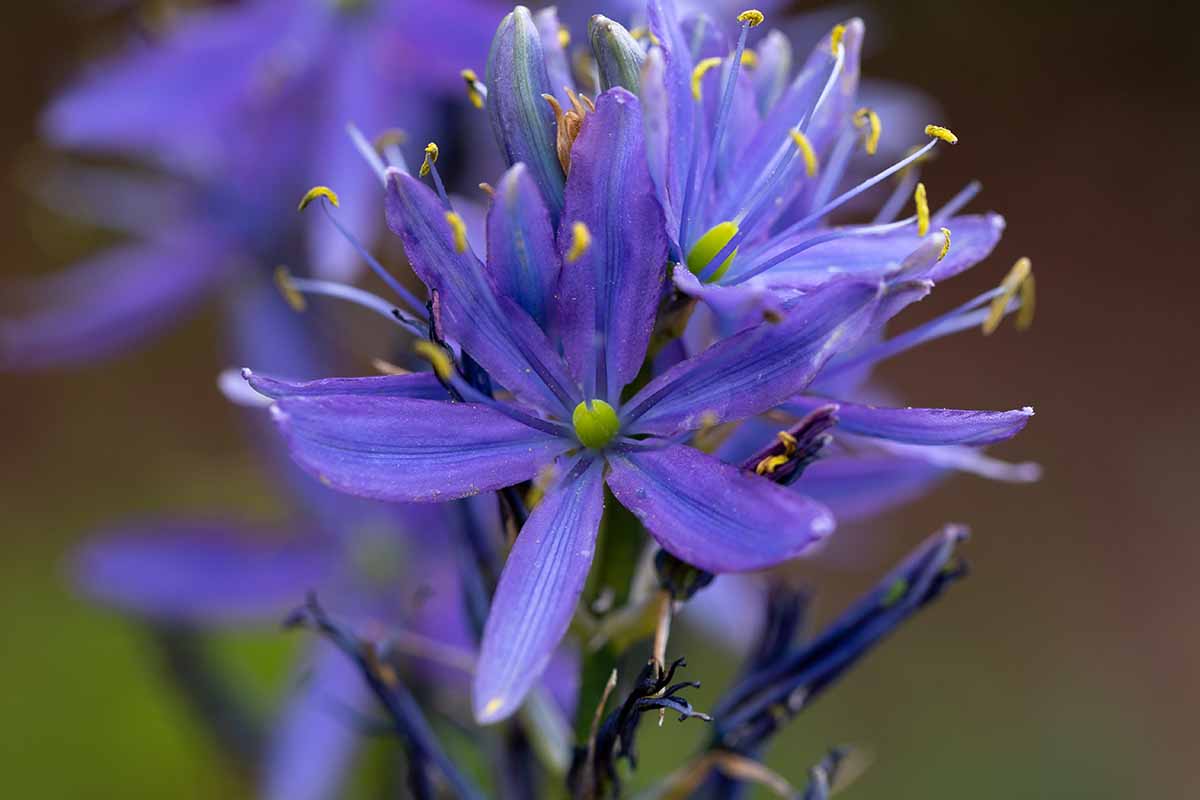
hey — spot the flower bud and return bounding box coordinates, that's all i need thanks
[588,15,644,93]
[486,6,565,219]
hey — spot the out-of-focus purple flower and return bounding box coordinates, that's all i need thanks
[3,0,498,369]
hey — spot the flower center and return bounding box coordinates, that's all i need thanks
[572,400,620,449]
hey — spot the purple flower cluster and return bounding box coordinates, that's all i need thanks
[24,0,1038,796]
[244,0,1037,730]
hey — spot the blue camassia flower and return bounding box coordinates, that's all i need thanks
[238,0,1035,727]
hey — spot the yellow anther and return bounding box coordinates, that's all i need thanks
[478,182,495,197]
[414,340,455,381]
[737,9,765,27]
[691,57,723,101]
[924,124,959,144]
[777,430,798,454]
[1017,272,1036,331]
[566,221,592,264]
[938,227,952,261]
[982,257,1032,335]
[274,266,306,312]
[789,129,819,177]
[755,454,790,476]
[460,69,485,109]
[853,107,882,156]
[557,26,570,48]
[740,50,759,68]
[914,182,930,237]
[444,211,468,254]
[830,24,846,54]
[298,185,339,212]
[419,142,439,177]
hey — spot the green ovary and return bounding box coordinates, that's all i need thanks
[572,400,621,449]
[686,220,740,282]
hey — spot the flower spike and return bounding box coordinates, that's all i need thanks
[298,185,339,212]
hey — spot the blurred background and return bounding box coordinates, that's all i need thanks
[1,0,1196,797]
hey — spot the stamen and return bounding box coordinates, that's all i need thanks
[983,257,1032,335]
[830,23,846,55]
[478,182,495,197]
[938,227,952,261]
[737,9,765,26]
[375,129,409,172]
[931,180,982,224]
[687,221,740,282]
[1017,273,1036,330]
[419,141,451,207]
[274,270,424,335]
[274,265,306,312]
[460,69,486,109]
[557,26,570,48]
[418,142,439,177]
[566,221,592,264]
[740,50,759,68]
[543,92,587,173]
[298,185,339,212]
[629,26,660,46]
[914,182,930,236]
[414,340,455,381]
[924,124,959,144]
[690,57,723,101]
[314,199,428,318]
[853,107,882,155]
[444,211,469,254]
[788,129,819,177]
[346,123,387,184]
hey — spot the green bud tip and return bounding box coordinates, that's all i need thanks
[572,399,620,449]
[686,221,739,282]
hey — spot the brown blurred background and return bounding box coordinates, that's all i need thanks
[1,0,1197,797]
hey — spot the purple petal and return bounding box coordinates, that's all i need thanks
[788,397,1035,446]
[623,279,882,437]
[798,454,948,523]
[386,171,577,413]
[2,231,226,369]
[272,395,570,503]
[534,6,575,103]
[646,0,699,222]
[556,88,668,400]
[73,523,338,623]
[486,164,561,330]
[673,264,784,329]
[474,460,606,723]
[606,444,834,573]
[244,370,447,401]
[262,642,368,800]
[639,48,683,254]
